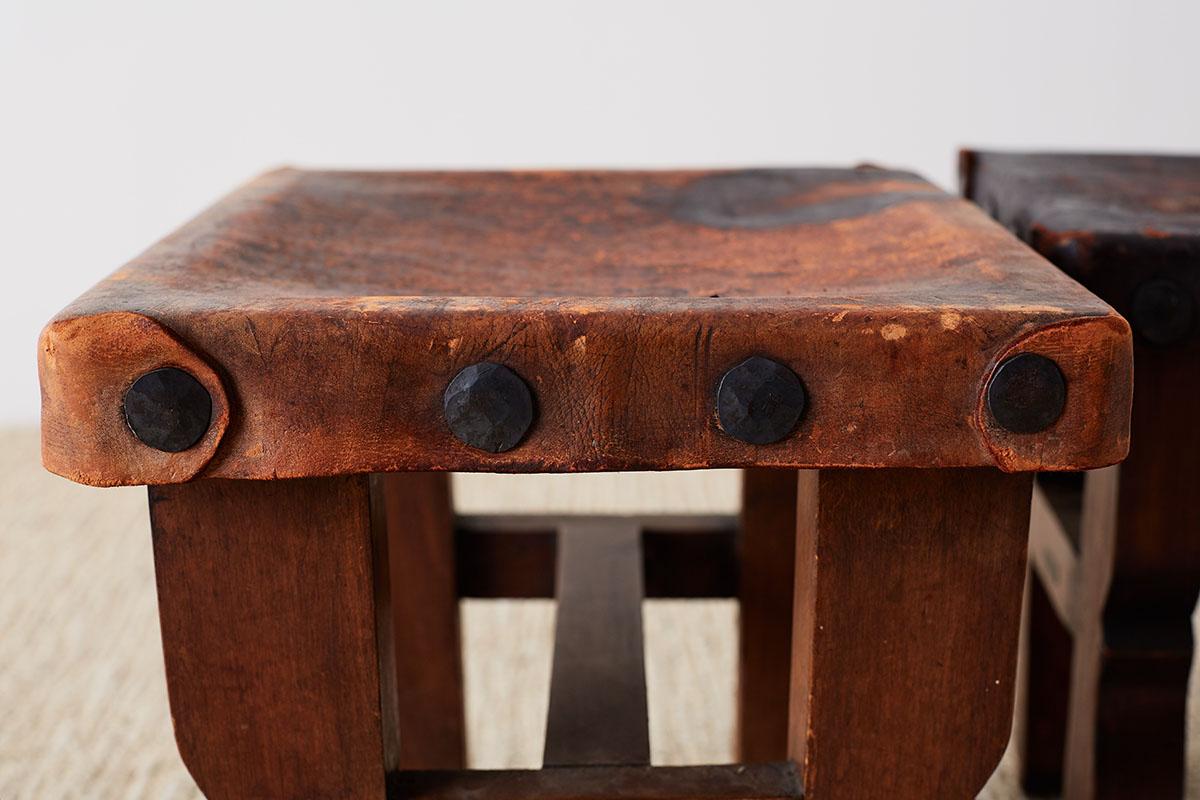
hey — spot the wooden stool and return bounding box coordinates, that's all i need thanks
[39,167,1133,799]
[963,152,1200,799]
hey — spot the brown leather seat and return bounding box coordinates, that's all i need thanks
[40,167,1129,487]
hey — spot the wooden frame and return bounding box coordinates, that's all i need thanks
[373,473,468,770]
[738,468,798,762]
[790,468,1031,799]
[146,467,1035,800]
[149,477,392,799]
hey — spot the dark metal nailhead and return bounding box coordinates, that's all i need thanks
[987,353,1066,435]
[123,367,213,452]
[1131,278,1194,346]
[716,356,806,445]
[444,362,534,453]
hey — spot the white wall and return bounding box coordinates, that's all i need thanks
[4,0,1198,425]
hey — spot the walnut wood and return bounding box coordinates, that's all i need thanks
[455,514,737,599]
[369,477,403,774]
[41,168,1131,486]
[1063,426,1199,799]
[788,468,1032,800]
[389,762,803,800]
[966,151,1200,799]
[1019,570,1073,797]
[149,477,388,800]
[642,527,739,600]
[373,473,466,769]
[1019,480,1080,797]
[1037,472,1084,550]
[544,521,649,767]
[457,528,556,598]
[1028,480,1081,629]
[1108,338,1200,624]
[1072,324,1200,800]
[459,513,737,533]
[737,468,797,763]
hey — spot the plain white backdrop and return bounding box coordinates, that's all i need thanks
[4,0,1199,425]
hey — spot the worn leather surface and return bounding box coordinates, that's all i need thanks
[41,167,1132,484]
[963,150,1200,273]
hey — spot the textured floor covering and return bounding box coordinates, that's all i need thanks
[5,424,1175,799]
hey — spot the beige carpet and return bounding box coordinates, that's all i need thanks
[0,424,1130,799]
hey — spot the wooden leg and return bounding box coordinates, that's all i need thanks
[1064,467,1198,800]
[1019,569,1073,797]
[372,472,467,770]
[788,468,1032,800]
[149,477,391,800]
[1063,339,1200,800]
[738,468,798,762]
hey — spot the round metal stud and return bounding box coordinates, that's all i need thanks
[443,362,534,453]
[123,367,213,452]
[986,353,1066,434]
[716,356,806,445]
[1130,278,1194,346]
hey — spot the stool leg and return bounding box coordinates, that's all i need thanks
[1018,569,1073,797]
[788,468,1031,800]
[372,472,467,769]
[149,476,392,800]
[737,467,798,762]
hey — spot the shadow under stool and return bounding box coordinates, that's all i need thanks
[964,151,1200,799]
[39,167,1133,799]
